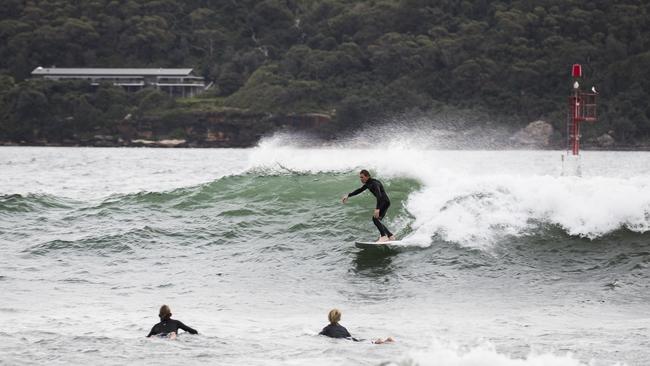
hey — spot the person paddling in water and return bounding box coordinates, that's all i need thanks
[146,305,198,339]
[342,169,395,243]
[319,308,394,344]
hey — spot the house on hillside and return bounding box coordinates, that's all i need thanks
[31,67,209,97]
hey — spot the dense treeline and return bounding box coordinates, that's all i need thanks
[1,0,649,145]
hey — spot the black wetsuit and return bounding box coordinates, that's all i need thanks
[319,323,359,341]
[146,318,198,337]
[348,178,393,237]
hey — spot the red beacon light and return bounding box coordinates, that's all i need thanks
[567,64,597,156]
[571,64,582,78]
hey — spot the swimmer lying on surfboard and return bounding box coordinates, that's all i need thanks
[342,169,396,243]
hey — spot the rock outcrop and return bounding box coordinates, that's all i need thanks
[510,120,554,147]
[595,133,615,148]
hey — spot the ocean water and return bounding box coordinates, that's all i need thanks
[1,140,649,365]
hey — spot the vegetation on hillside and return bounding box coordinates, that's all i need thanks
[1,0,649,145]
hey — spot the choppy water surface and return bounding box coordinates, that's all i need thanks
[1,142,649,365]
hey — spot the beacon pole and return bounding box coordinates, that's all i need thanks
[567,64,597,156]
[563,64,597,174]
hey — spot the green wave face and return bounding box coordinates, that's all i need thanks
[6,173,419,257]
[0,193,75,214]
[158,173,419,245]
[4,170,650,255]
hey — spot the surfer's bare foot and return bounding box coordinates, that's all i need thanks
[373,337,394,344]
[376,236,389,243]
[388,235,396,241]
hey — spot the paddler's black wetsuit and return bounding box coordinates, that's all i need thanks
[146,318,198,337]
[319,323,360,341]
[348,178,393,238]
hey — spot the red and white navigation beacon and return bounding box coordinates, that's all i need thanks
[562,64,597,175]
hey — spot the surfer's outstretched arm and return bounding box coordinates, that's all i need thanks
[177,321,198,334]
[348,186,367,197]
[342,185,367,203]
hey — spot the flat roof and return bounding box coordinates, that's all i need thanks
[32,67,195,76]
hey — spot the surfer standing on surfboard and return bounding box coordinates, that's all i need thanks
[342,169,395,243]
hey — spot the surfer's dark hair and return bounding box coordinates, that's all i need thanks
[159,305,171,320]
[359,169,371,177]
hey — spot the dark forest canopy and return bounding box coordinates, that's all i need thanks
[1,0,649,144]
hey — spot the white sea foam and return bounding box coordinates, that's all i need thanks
[405,173,650,248]
[398,340,623,366]
[250,134,650,248]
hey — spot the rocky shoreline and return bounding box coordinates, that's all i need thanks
[2,115,648,150]
[0,110,333,148]
[3,136,649,150]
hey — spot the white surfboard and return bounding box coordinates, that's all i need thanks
[355,240,402,249]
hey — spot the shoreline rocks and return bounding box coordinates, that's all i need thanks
[510,120,554,148]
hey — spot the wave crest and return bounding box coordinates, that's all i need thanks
[249,139,650,247]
